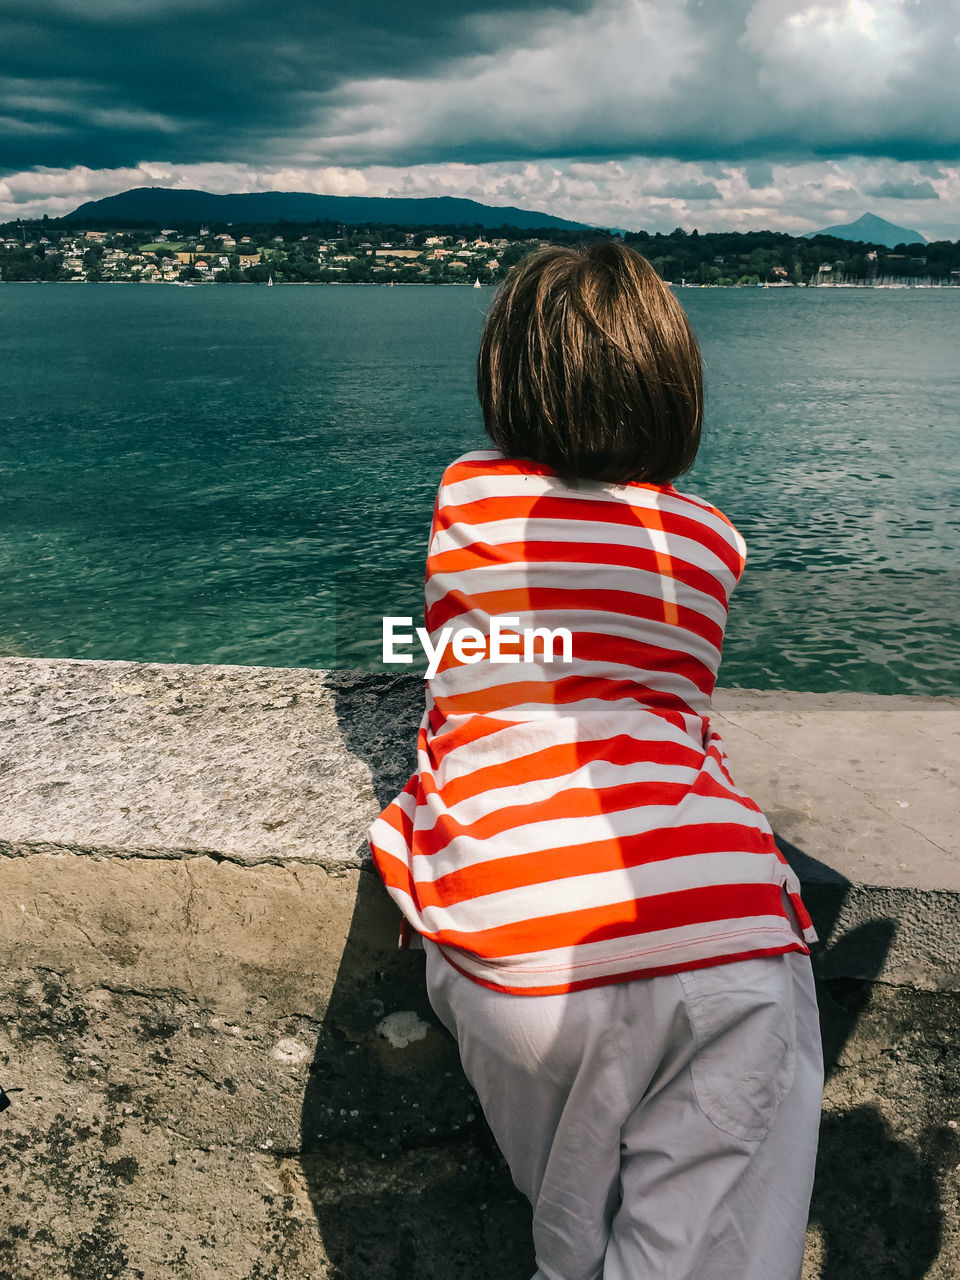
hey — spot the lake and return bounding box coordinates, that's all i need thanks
[0,282,957,695]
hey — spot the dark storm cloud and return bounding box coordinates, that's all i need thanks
[2,0,960,175]
[864,178,940,200]
[0,0,596,170]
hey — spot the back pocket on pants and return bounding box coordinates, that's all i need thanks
[676,955,796,1144]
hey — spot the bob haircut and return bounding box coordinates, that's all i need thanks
[477,240,703,486]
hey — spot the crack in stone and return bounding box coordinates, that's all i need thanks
[186,1062,225,1088]
[72,919,99,952]
[96,981,194,1001]
[44,708,107,726]
[0,840,368,871]
[183,860,198,932]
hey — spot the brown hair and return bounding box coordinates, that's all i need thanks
[477,240,703,485]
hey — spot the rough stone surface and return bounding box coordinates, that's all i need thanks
[1,658,958,1278]
[0,659,415,869]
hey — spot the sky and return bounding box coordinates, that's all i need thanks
[1,0,959,237]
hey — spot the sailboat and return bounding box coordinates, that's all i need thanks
[473,277,482,289]
[266,274,274,286]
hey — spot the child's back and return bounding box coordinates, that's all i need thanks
[371,447,815,994]
[368,241,823,1280]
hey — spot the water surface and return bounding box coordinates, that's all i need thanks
[0,283,957,694]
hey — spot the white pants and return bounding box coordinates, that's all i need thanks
[425,939,823,1280]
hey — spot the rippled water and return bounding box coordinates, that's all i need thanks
[0,282,957,694]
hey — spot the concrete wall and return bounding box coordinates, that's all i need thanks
[0,656,958,1279]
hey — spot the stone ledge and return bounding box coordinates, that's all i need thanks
[2,658,957,884]
[1,656,958,988]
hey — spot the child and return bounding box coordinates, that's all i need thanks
[369,241,823,1280]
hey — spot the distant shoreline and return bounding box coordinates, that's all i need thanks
[3,279,958,290]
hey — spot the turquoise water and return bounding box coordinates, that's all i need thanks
[1,282,958,694]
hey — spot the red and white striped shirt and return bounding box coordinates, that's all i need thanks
[369,450,816,995]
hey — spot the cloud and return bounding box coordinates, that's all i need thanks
[742,0,924,108]
[0,0,596,171]
[2,0,960,178]
[743,161,775,190]
[864,178,939,200]
[1,0,960,237]
[653,180,723,201]
[310,0,960,166]
[3,155,956,241]
[0,161,376,217]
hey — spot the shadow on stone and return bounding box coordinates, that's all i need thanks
[297,672,534,1278]
[774,836,943,1279]
[812,1105,942,1279]
[297,865,535,1280]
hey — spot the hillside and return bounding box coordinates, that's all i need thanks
[66,187,592,232]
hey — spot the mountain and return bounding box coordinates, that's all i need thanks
[65,187,592,232]
[804,211,927,248]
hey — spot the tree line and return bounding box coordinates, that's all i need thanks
[2,215,957,286]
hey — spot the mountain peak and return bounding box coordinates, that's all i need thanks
[805,211,927,248]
